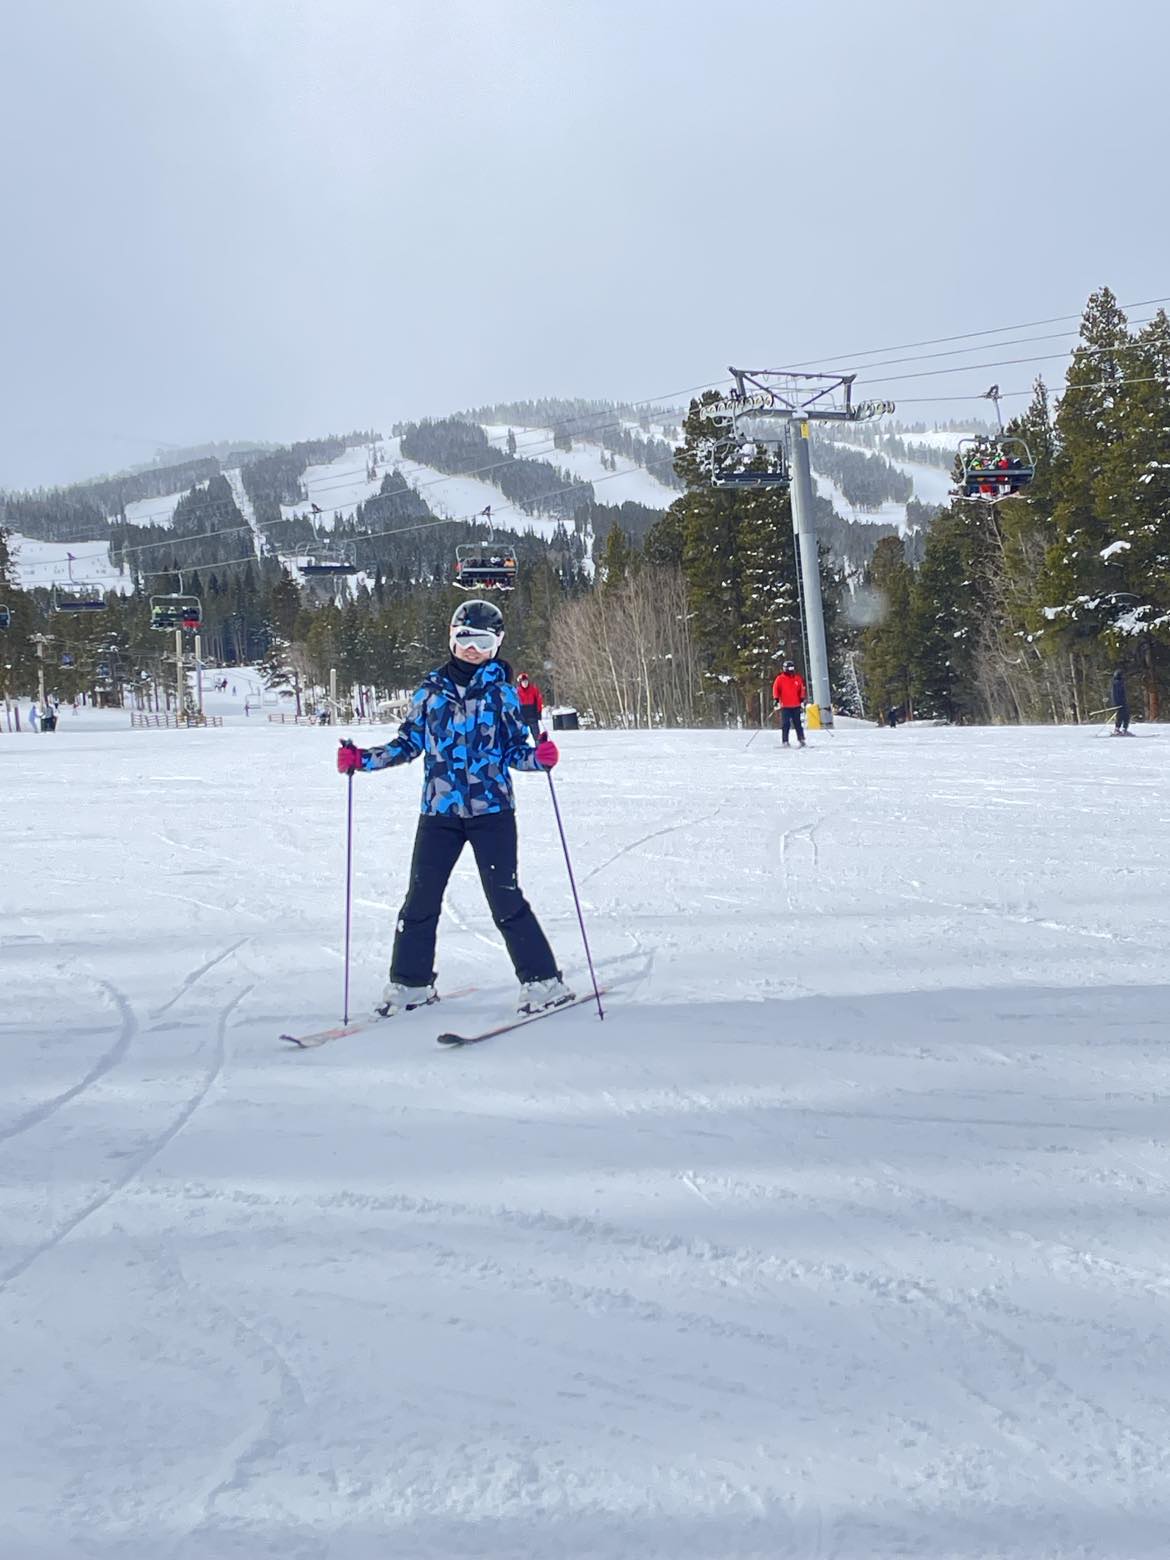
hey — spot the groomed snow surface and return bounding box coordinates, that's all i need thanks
[3,710,1169,1559]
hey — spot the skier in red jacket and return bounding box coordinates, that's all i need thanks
[771,662,808,747]
[516,672,544,737]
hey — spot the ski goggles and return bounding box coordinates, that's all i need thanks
[451,626,501,655]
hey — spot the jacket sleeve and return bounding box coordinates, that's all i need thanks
[771,675,783,701]
[534,688,544,715]
[361,688,426,770]
[800,677,808,702]
[499,684,542,772]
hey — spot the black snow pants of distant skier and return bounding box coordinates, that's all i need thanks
[1114,702,1131,733]
[390,811,558,987]
[781,706,805,744]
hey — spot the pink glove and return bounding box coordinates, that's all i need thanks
[534,735,559,770]
[337,741,364,775]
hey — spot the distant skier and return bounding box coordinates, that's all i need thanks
[1111,668,1131,734]
[336,599,573,1018]
[772,662,807,747]
[516,672,544,737]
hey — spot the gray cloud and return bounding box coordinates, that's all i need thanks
[3,0,1166,489]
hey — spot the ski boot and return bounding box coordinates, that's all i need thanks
[376,982,438,1019]
[517,976,575,1015]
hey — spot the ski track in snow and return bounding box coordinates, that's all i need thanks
[0,977,137,1146]
[0,980,251,1291]
[3,710,1170,1557]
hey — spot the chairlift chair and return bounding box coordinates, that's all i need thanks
[454,543,518,591]
[149,594,203,631]
[52,583,107,613]
[299,541,358,576]
[955,437,1035,502]
[700,435,791,491]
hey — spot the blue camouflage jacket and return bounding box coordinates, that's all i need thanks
[360,659,543,816]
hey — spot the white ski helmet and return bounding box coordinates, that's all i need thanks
[450,598,504,656]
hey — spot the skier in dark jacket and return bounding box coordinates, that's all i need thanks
[772,662,807,747]
[337,600,573,1017]
[516,672,544,736]
[1111,668,1130,734]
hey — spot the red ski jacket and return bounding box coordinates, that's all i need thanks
[517,679,543,714]
[772,671,807,708]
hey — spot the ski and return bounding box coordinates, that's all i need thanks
[436,989,605,1047]
[281,985,477,1049]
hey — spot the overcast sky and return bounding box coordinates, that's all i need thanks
[2,0,1167,491]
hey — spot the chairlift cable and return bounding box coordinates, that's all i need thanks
[772,292,1170,371]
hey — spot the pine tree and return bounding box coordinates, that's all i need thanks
[651,394,819,721]
[1094,308,1170,717]
[598,521,635,592]
[861,535,914,717]
[1038,288,1135,716]
[735,489,798,718]
[909,506,981,722]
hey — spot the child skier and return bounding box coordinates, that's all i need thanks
[337,599,573,1017]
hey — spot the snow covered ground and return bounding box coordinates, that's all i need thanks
[378,436,572,543]
[830,439,958,511]
[812,471,911,535]
[3,716,1170,1559]
[482,425,678,512]
[279,448,384,528]
[121,489,191,529]
[7,533,133,596]
[224,468,266,559]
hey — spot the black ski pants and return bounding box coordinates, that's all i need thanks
[781,705,805,744]
[1115,703,1130,732]
[390,810,558,987]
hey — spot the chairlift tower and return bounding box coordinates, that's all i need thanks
[701,370,895,728]
[30,633,53,716]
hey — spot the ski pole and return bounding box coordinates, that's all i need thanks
[541,736,604,1020]
[746,704,779,751]
[343,763,355,1025]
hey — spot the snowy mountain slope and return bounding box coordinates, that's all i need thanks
[3,720,1170,1558]
[7,533,133,595]
[899,426,985,451]
[223,468,265,558]
[278,447,384,528]
[382,435,567,541]
[526,433,676,510]
[824,437,957,509]
[481,423,679,511]
[120,488,192,528]
[812,473,911,534]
